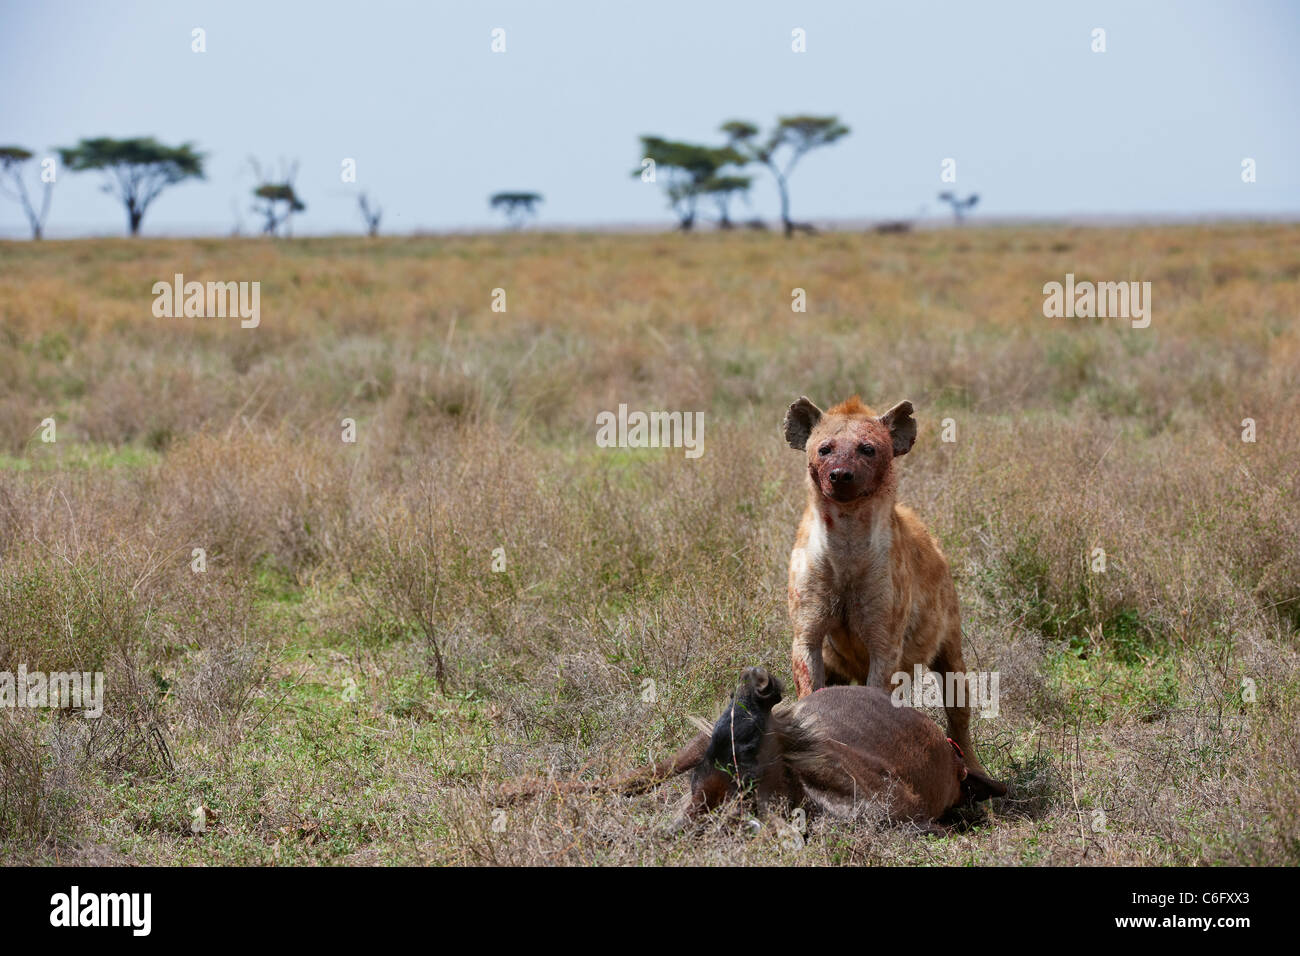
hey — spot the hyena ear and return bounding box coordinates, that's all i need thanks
[879,400,917,457]
[783,397,823,451]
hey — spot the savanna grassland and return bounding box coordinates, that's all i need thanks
[1,224,1297,866]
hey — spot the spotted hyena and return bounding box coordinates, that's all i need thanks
[782,395,987,774]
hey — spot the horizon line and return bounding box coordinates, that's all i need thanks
[5,210,1300,242]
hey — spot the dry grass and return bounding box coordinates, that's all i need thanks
[0,225,1297,864]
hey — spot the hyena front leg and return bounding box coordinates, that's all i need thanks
[863,639,904,691]
[932,642,987,777]
[847,587,900,690]
[788,559,830,698]
[861,620,903,691]
[791,627,826,698]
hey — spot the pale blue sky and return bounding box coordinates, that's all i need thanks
[2,0,1297,236]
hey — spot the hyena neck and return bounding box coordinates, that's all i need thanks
[808,487,896,561]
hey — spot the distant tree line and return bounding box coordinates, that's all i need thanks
[636,115,850,237]
[0,137,320,240]
[2,137,208,239]
[2,122,979,239]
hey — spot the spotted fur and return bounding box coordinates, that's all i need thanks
[782,394,987,774]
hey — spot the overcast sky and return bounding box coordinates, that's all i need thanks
[2,0,1298,236]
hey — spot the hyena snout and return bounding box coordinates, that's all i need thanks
[816,452,876,500]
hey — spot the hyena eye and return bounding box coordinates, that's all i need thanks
[818,444,833,456]
[859,443,876,457]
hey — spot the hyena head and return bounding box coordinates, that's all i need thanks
[782,395,916,504]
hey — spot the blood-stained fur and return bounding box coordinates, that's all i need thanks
[783,395,988,774]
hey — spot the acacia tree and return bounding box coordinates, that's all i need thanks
[358,192,382,237]
[0,147,54,239]
[254,184,305,236]
[489,191,543,229]
[249,159,305,237]
[937,191,979,224]
[58,137,204,236]
[699,174,752,229]
[634,137,745,231]
[722,116,849,237]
